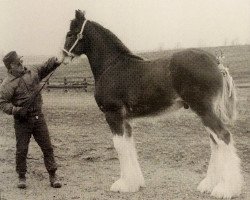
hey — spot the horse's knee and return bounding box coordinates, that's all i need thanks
[105,111,125,136]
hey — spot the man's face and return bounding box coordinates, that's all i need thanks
[10,59,25,74]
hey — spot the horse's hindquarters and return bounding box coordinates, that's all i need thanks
[169,49,222,113]
[169,49,243,198]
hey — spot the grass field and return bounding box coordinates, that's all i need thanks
[0,45,249,199]
[0,88,249,200]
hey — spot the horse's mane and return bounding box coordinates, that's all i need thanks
[91,22,143,60]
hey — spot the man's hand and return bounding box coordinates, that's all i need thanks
[48,57,62,66]
[12,106,28,118]
[57,52,65,64]
[48,56,65,67]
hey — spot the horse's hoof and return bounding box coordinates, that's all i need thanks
[110,179,140,193]
[211,182,240,199]
[197,177,215,193]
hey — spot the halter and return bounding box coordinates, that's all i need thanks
[63,20,88,57]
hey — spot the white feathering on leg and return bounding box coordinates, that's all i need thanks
[211,140,243,198]
[111,135,145,192]
[198,138,218,193]
[198,128,243,199]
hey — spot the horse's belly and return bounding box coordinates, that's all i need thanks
[127,94,176,117]
[127,96,184,118]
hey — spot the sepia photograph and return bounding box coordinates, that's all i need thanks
[0,0,249,199]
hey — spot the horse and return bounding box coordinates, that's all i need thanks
[62,10,243,199]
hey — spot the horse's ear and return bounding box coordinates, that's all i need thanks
[75,10,85,20]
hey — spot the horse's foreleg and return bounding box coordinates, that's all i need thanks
[124,121,145,187]
[105,111,145,192]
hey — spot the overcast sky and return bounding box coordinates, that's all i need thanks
[0,0,249,56]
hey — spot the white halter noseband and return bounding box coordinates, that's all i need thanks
[63,20,88,57]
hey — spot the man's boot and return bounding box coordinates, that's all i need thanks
[17,173,26,189]
[49,171,62,188]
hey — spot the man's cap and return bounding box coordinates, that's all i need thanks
[2,51,23,69]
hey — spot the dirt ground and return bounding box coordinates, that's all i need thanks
[0,88,249,200]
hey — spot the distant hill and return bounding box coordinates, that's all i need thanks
[0,45,249,85]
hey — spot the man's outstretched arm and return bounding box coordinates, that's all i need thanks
[37,57,62,80]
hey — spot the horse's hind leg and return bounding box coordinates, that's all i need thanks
[105,109,145,192]
[196,108,243,198]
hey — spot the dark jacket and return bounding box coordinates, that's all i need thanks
[0,59,60,115]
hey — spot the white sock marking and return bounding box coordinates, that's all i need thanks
[198,128,243,199]
[111,135,145,192]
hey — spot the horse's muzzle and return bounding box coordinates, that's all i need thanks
[62,49,76,58]
[61,49,76,64]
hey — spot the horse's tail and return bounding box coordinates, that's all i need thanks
[213,64,237,125]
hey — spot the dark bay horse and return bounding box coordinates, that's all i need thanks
[63,10,243,199]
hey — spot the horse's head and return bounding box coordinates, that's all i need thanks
[63,10,89,59]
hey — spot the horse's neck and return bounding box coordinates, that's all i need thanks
[85,24,123,81]
[86,50,120,81]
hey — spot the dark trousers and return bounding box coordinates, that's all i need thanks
[14,113,57,175]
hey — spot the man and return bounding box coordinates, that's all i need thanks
[0,51,63,189]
